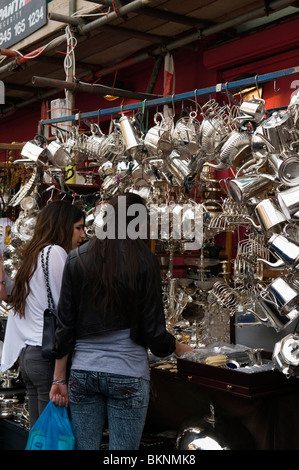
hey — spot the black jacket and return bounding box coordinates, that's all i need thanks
[53,240,176,359]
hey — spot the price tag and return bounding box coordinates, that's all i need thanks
[0,0,47,49]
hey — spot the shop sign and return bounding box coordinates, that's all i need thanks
[0,0,47,49]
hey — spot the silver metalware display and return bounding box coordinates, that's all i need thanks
[273,333,299,377]
[255,298,299,332]
[47,139,72,169]
[278,155,299,186]
[239,98,266,122]
[261,111,297,155]
[207,130,252,170]
[254,198,287,233]
[164,150,193,185]
[260,276,299,315]
[117,115,144,161]
[228,175,274,204]
[259,232,299,269]
[277,185,299,219]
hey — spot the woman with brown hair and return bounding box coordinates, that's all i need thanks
[50,192,192,450]
[1,200,86,427]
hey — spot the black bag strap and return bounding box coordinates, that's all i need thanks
[41,245,55,310]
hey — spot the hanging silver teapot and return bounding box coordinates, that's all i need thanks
[171,111,200,154]
[164,149,193,185]
[277,185,299,219]
[117,115,144,161]
[255,298,299,332]
[254,198,287,233]
[238,98,266,123]
[258,232,299,269]
[260,276,299,316]
[144,112,173,156]
[21,135,47,163]
[206,130,252,170]
[228,174,274,204]
[260,111,297,155]
[47,139,72,169]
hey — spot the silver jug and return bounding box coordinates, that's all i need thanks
[278,155,299,186]
[21,135,47,163]
[255,198,287,233]
[256,298,299,332]
[228,175,273,204]
[164,149,193,185]
[144,113,173,156]
[261,111,297,154]
[118,115,144,160]
[47,140,72,169]
[87,123,107,162]
[239,98,266,123]
[277,185,299,219]
[206,130,252,170]
[171,111,200,154]
[261,277,299,315]
[264,233,299,269]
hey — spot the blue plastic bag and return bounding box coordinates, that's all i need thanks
[25,400,75,450]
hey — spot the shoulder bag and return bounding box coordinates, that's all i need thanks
[41,245,57,360]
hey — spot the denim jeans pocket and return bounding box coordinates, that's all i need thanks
[68,369,89,402]
[107,376,145,409]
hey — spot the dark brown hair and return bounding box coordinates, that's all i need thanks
[87,192,158,316]
[10,200,85,318]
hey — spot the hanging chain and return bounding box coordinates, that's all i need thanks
[41,245,55,310]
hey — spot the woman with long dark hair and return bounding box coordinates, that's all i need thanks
[1,200,86,427]
[50,192,192,450]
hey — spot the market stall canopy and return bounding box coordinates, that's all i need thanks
[0,0,298,116]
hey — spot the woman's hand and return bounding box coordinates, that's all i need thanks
[174,340,194,357]
[50,382,69,407]
[50,355,70,407]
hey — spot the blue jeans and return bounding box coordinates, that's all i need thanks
[68,369,150,450]
[19,345,54,428]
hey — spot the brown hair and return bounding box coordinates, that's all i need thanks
[10,200,85,318]
[87,192,158,316]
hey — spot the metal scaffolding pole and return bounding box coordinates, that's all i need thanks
[40,65,299,126]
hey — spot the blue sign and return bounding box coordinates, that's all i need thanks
[0,0,47,49]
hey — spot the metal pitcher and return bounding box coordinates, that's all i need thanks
[277,185,299,219]
[255,198,287,233]
[144,113,173,156]
[258,233,299,269]
[228,174,273,204]
[199,117,226,158]
[261,111,297,154]
[21,135,47,163]
[261,277,299,315]
[208,130,252,170]
[256,298,299,332]
[278,155,299,186]
[87,123,107,161]
[164,149,193,185]
[118,115,144,160]
[239,98,266,123]
[47,140,72,169]
[171,111,200,154]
